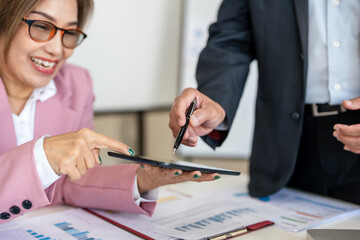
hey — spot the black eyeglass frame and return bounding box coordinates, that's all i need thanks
[21,17,87,48]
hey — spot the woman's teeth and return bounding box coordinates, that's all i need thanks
[31,57,56,69]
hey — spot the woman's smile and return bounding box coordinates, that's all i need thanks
[30,56,58,75]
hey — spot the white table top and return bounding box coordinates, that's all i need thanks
[13,173,360,240]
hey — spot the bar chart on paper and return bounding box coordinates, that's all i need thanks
[94,197,275,240]
[25,221,103,240]
[54,221,102,240]
[150,201,270,240]
[0,208,141,240]
[26,229,55,240]
[164,206,256,232]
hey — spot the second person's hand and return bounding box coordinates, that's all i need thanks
[169,88,226,147]
[44,128,133,181]
[333,97,360,154]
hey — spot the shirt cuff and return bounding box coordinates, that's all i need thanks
[215,118,229,131]
[34,135,61,189]
[133,175,159,206]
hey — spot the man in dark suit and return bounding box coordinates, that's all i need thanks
[169,0,360,204]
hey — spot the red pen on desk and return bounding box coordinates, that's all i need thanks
[246,220,274,232]
[206,220,274,240]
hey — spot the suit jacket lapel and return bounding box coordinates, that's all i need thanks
[293,0,309,88]
[293,0,308,56]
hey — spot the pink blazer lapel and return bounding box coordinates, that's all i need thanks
[0,79,77,152]
[1,63,92,150]
[0,88,17,152]
[34,86,78,139]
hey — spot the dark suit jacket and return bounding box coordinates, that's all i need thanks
[197,0,308,197]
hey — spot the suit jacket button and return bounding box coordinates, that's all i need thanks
[292,112,300,120]
[0,212,10,220]
[10,206,21,215]
[22,200,32,209]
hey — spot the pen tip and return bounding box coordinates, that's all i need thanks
[173,148,176,154]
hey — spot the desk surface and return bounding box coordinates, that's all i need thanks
[15,173,360,240]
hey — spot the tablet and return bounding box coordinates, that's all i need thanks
[107,151,241,176]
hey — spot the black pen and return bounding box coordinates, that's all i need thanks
[173,98,197,154]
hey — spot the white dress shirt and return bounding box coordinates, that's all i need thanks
[12,80,157,204]
[306,0,360,105]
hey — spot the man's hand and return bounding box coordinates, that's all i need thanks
[333,98,360,154]
[169,88,226,147]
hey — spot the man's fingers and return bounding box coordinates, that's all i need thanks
[173,99,192,127]
[190,97,225,130]
[334,124,360,137]
[169,88,202,133]
[190,109,205,128]
[343,145,360,154]
[172,88,199,126]
[181,138,198,147]
[333,125,360,154]
[343,98,360,110]
[185,127,198,144]
[334,132,360,149]
[190,107,221,129]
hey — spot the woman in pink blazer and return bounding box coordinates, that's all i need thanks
[0,0,218,223]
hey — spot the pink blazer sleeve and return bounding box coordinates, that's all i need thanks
[0,64,155,224]
[0,140,57,223]
[51,164,156,216]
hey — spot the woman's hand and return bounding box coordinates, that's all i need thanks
[136,163,220,193]
[44,128,132,180]
[169,88,226,147]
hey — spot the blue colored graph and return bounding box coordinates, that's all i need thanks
[175,208,255,232]
[26,229,54,240]
[54,221,102,240]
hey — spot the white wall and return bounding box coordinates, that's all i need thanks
[68,0,182,112]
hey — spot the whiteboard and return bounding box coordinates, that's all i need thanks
[68,0,181,112]
[177,0,257,158]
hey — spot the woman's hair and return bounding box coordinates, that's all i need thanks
[0,0,94,59]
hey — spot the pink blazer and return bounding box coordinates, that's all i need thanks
[0,63,156,223]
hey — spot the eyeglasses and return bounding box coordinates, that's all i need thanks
[21,17,87,49]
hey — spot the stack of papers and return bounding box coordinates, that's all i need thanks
[1,185,358,240]
[92,186,359,239]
